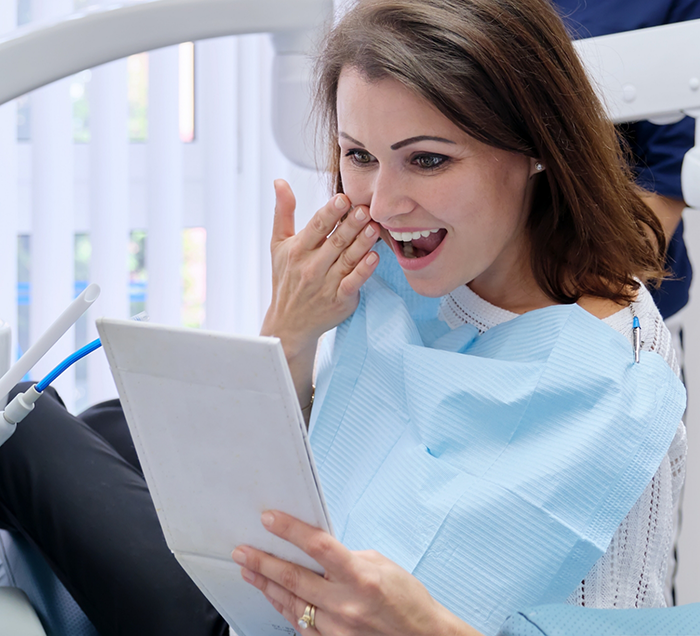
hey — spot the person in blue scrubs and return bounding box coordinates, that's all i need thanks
[553,0,700,319]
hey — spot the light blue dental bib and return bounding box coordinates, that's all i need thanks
[309,245,686,636]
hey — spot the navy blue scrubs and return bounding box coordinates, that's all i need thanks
[553,0,700,318]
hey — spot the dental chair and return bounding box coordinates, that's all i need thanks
[0,587,46,636]
[0,531,96,636]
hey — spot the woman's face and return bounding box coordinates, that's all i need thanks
[337,67,540,302]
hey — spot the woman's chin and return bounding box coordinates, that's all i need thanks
[402,273,457,298]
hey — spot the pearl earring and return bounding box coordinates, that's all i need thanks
[535,162,545,172]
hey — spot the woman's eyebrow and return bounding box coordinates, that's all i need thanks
[339,132,365,147]
[338,133,457,150]
[390,135,456,150]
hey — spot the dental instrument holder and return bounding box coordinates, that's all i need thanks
[0,284,101,447]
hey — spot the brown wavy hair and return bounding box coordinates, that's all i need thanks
[314,0,666,304]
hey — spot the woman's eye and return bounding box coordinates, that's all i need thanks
[346,149,374,165]
[412,154,447,170]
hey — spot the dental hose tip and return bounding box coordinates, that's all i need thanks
[3,384,43,426]
[0,384,43,447]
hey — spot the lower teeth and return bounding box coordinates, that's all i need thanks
[402,242,415,258]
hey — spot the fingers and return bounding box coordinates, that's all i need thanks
[297,194,353,252]
[232,545,326,606]
[272,179,297,246]
[329,219,380,282]
[338,251,380,300]
[259,511,356,580]
[317,205,375,271]
[276,184,376,279]
[273,184,375,268]
[242,570,322,635]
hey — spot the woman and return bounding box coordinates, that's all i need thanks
[232,0,687,634]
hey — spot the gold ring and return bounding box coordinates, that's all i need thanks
[298,603,316,629]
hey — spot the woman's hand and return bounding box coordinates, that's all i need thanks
[261,180,380,359]
[232,511,481,636]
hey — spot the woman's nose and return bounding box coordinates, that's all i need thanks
[368,169,415,225]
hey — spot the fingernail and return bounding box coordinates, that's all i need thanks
[365,225,376,237]
[232,549,247,566]
[241,568,256,583]
[261,512,275,527]
[367,252,378,265]
[334,195,348,210]
[354,208,367,221]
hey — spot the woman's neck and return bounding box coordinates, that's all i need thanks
[466,257,555,315]
[463,235,632,319]
[466,277,629,320]
[465,260,630,320]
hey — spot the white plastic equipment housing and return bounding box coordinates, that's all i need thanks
[573,19,700,124]
[572,20,700,209]
[272,52,323,172]
[0,385,42,448]
[682,115,700,209]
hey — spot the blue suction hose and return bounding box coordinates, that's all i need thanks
[36,338,102,392]
[0,339,104,441]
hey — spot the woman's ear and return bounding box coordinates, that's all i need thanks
[529,158,545,177]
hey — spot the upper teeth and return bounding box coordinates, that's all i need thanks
[388,228,441,242]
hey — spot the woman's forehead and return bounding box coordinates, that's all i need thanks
[336,68,469,148]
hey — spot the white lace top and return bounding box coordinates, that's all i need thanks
[439,284,687,608]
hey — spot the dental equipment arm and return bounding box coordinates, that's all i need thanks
[573,19,700,125]
[0,284,101,447]
[572,19,700,208]
[0,0,333,168]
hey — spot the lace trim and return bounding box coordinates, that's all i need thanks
[440,285,680,377]
[439,285,517,334]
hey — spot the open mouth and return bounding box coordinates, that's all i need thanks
[387,228,448,259]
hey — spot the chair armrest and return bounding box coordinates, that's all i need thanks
[0,587,47,636]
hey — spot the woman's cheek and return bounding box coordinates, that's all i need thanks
[340,173,373,209]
